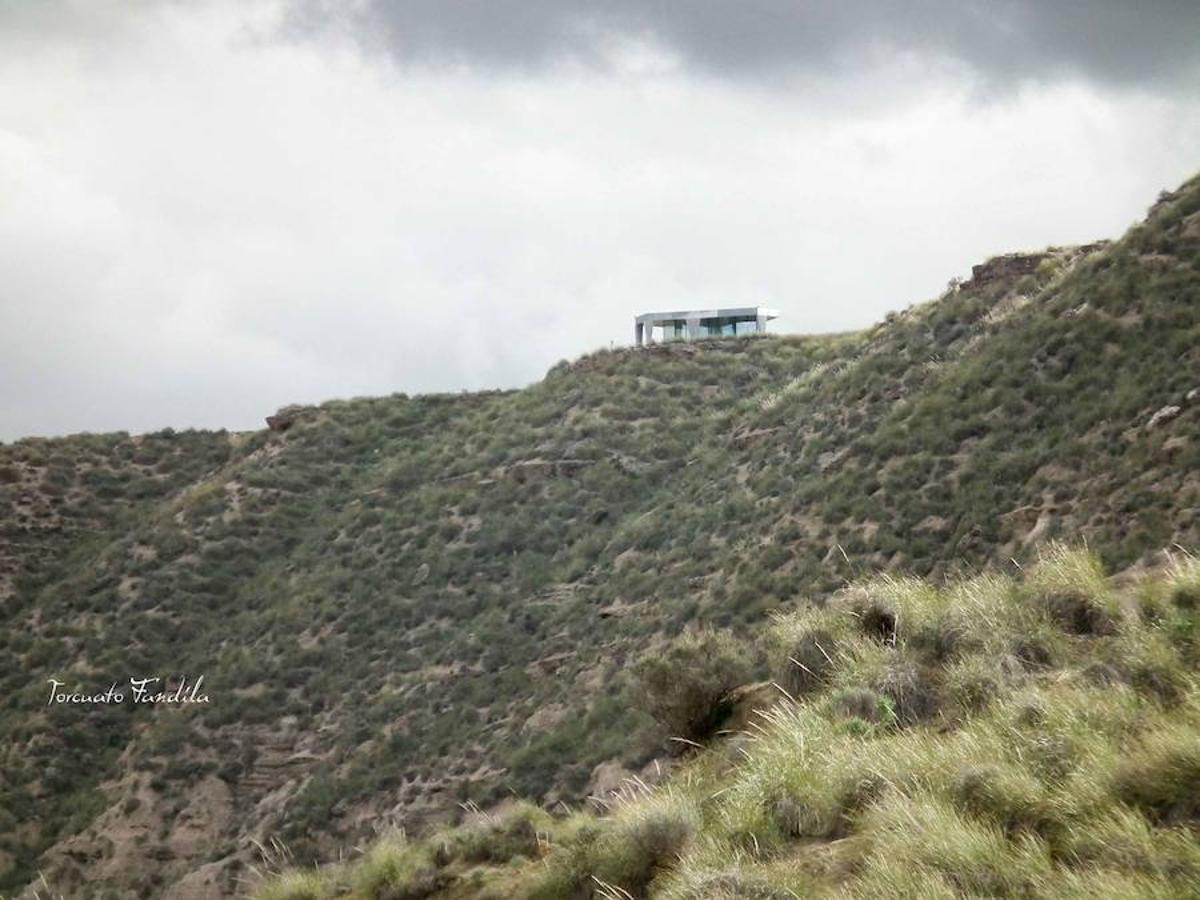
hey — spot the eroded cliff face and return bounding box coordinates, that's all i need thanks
[962,242,1110,290]
[4,174,1199,897]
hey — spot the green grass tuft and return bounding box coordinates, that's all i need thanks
[1025,544,1124,636]
[1112,720,1200,825]
[252,869,330,900]
[351,832,440,900]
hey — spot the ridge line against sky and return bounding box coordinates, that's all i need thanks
[1,0,1198,440]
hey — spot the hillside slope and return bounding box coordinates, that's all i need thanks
[255,546,1200,899]
[2,173,1198,897]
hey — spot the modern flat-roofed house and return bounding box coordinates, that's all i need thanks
[634,306,779,346]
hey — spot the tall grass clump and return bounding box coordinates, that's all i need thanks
[435,800,552,864]
[1023,543,1124,635]
[716,702,866,847]
[849,792,1054,899]
[1165,551,1200,610]
[1111,719,1200,825]
[767,580,947,723]
[655,834,816,899]
[847,575,956,659]
[942,572,1068,673]
[766,603,855,697]
[527,787,702,898]
[1098,628,1189,704]
[591,789,703,894]
[351,831,439,900]
[1059,806,1200,879]
[1161,551,1200,666]
[252,869,330,900]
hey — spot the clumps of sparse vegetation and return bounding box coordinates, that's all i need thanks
[1168,554,1200,611]
[434,800,551,864]
[525,789,703,898]
[1111,721,1200,825]
[352,831,441,899]
[8,174,1200,894]
[260,804,558,900]
[1023,542,1123,636]
[254,869,329,900]
[253,546,1200,898]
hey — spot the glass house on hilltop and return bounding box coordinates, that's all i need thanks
[634,306,780,346]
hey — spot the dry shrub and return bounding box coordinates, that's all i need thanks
[631,629,753,745]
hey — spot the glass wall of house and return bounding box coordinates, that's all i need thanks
[699,316,758,337]
[646,314,763,342]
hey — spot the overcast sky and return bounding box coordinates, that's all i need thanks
[1,1,1198,440]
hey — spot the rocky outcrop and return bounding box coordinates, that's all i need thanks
[731,426,781,449]
[239,733,323,793]
[33,772,238,899]
[964,241,1109,292]
[162,860,233,900]
[1146,405,1182,430]
[967,252,1049,288]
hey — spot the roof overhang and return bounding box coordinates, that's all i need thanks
[635,306,780,325]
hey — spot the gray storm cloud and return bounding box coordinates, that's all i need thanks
[286,1,1200,87]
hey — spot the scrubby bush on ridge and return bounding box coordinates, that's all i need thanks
[630,628,754,745]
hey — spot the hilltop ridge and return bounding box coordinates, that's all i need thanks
[1,171,1198,897]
